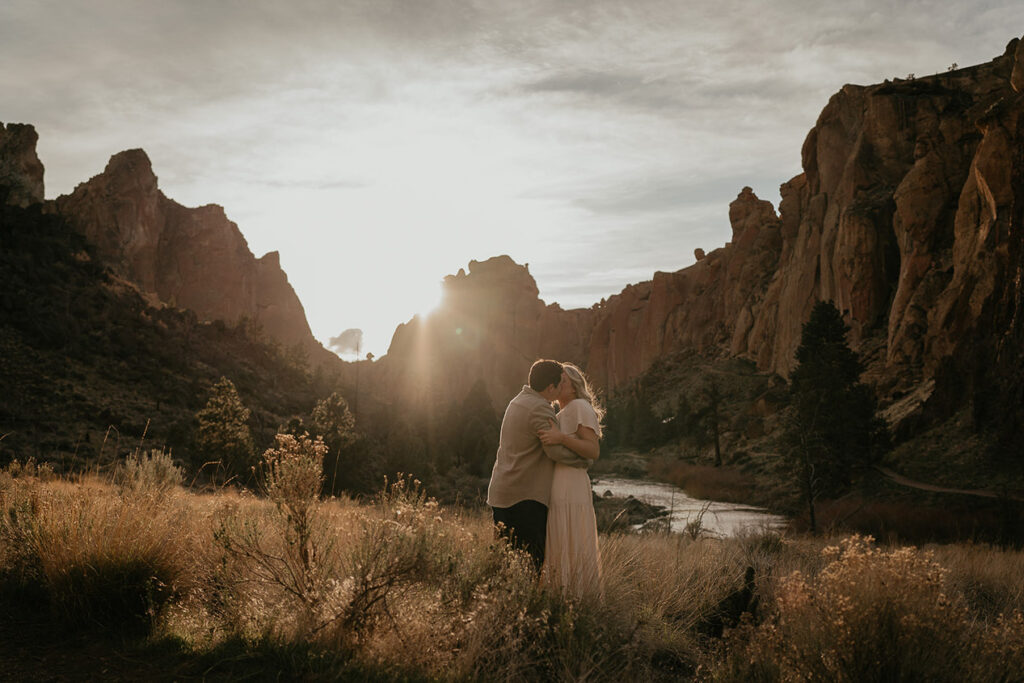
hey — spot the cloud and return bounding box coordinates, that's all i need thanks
[255,178,370,191]
[328,328,364,356]
[571,176,745,217]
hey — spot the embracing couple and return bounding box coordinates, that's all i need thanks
[486,359,604,598]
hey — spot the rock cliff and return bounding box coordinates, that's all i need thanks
[375,256,596,408]
[0,123,45,207]
[372,34,1024,432]
[53,149,328,361]
[6,33,1023,439]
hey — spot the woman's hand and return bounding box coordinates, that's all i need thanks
[537,418,564,446]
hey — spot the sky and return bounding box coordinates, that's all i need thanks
[3,1,1023,358]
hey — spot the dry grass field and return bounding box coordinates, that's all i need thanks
[2,445,1023,681]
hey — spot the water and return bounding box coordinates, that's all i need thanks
[592,475,787,538]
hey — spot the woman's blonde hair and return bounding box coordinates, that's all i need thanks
[562,363,606,425]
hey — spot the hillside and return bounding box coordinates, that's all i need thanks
[0,186,331,473]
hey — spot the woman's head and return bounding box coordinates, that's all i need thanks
[560,363,605,423]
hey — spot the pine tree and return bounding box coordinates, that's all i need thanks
[784,301,889,533]
[311,392,357,494]
[195,376,256,483]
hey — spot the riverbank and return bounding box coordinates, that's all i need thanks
[632,444,1024,544]
[586,447,786,536]
[593,476,786,538]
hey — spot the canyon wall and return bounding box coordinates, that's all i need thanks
[52,149,330,361]
[5,33,1023,431]
[374,35,1024,424]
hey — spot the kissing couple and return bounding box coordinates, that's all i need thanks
[486,359,604,598]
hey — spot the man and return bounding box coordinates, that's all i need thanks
[486,359,590,570]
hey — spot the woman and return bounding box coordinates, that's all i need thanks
[538,362,604,598]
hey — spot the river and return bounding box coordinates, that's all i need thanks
[592,475,787,538]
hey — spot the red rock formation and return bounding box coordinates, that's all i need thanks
[371,34,1024,430]
[54,149,328,360]
[375,255,596,408]
[370,185,782,409]
[7,33,1023,434]
[590,35,1024,414]
[0,123,45,207]
[753,37,1024,395]
[578,186,781,391]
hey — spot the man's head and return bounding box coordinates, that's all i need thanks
[528,359,565,400]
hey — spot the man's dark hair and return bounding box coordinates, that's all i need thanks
[528,359,563,392]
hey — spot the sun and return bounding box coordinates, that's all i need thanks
[413,279,445,318]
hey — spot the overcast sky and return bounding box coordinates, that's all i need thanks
[3,1,1022,357]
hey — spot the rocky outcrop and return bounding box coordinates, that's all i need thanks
[588,36,1024,412]
[751,37,1023,399]
[54,149,326,359]
[0,123,45,207]
[7,34,1023,437]
[375,256,596,407]
[585,186,782,390]
[371,34,1024,431]
[371,186,783,409]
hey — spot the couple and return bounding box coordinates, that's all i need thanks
[486,359,604,598]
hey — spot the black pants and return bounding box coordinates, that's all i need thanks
[492,499,548,571]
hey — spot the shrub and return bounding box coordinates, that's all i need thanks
[649,460,754,503]
[214,433,334,638]
[117,448,183,497]
[3,456,56,481]
[709,535,1023,682]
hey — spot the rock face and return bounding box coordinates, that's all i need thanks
[585,186,782,390]
[0,123,45,207]
[54,149,325,358]
[375,256,596,407]
[6,34,1023,435]
[372,35,1024,428]
[748,37,1024,402]
[372,185,783,408]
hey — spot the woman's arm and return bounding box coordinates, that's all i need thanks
[538,419,600,460]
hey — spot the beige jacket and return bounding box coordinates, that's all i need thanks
[486,386,590,508]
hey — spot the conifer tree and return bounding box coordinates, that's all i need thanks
[195,376,255,483]
[311,392,357,494]
[784,301,888,532]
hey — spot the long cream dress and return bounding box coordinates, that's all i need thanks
[543,398,602,599]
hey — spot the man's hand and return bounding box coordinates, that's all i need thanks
[538,418,564,446]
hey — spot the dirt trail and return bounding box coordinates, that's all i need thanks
[875,466,1024,502]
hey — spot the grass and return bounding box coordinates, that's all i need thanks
[648,459,756,504]
[2,452,1024,682]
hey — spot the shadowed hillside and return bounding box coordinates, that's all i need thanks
[0,186,332,473]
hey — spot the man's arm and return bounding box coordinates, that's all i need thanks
[530,404,589,468]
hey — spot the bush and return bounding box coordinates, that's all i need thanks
[214,433,334,639]
[117,448,183,497]
[710,535,1024,682]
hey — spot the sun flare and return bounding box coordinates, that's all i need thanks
[414,279,445,319]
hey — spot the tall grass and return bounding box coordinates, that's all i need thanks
[3,453,1024,680]
[0,462,198,633]
[648,459,754,503]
